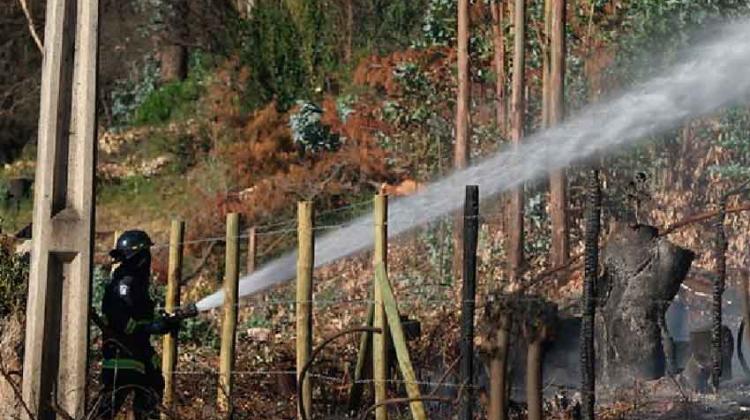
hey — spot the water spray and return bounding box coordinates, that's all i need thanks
[196,19,750,312]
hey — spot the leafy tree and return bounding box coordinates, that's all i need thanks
[237,1,310,111]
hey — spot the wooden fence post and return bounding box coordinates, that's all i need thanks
[162,220,184,417]
[247,226,257,274]
[375,263,427,420]
[460,186,479,420]
[218,213,240,415]
[373,194,389,420]
[297,202,314,419]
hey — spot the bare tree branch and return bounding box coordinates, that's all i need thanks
[17,0,43,53]
[0,349,36,420]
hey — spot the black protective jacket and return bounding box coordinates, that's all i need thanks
[101,262,170,373]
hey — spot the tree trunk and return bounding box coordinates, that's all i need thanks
[526,326,547,420]
[490,0,507,137]
[345,0,354,64]
[595,223,695,387]
[160,0,188,83]
[541,0,551,129]
[507,0,526,283]
[453,0,471,285]
[548,0,569,270]
[489,313,511,420]
[711,198,728,391]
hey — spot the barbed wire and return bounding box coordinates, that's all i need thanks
[167,369,483,389]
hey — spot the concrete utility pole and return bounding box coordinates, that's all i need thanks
[21,0,99,418]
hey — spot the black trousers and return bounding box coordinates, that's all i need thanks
[93,365,165,420]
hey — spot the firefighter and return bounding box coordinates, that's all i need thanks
[93,230,194,419]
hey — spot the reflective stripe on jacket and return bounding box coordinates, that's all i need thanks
[102,358,146,374]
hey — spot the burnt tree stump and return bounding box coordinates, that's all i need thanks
[595,223,695,386]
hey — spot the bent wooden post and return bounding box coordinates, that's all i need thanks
[373,194,389,420]
[375,263,427,420]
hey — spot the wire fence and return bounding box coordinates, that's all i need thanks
[78,195,750,419]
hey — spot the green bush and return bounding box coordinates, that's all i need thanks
[0,240,28,317]
[179,316,219,349]
[237,1,310,111]
[110,58,160,128]
[133,78,201,125]
[289,101,341,155]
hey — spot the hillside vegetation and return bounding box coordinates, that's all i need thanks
[2,0,750,417]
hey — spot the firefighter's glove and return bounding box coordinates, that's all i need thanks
[161,315,182,334]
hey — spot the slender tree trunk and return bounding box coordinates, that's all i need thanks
[345,0,354,64]
[507,0,526,283]
[453,0,471,284]
[526,327,546,420]
[545,11,555,98]
[490,0,507,137]
[549,0,569,270]
[489,313,511,420]
[160,0,188,82]
[455,0,470,170]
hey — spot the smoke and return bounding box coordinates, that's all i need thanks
[197,18,750,312]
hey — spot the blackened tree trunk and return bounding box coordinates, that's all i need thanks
[711,197,728,391]
[595,223,695,387]
[580,169,600,420]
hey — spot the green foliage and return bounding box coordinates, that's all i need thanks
[179,316,219,349]
[0,241,28,317]
[132,77,201,125]
[379,61,455,178]
[419,0,457,47]
[90,266,111,341]
[709,106,750,179]
[110,57,160,128]
[420,220,454,286]
[355,0,428,52]
[524,191,551,256]
[237,1,309,110]
[613,0,750,82]
[289,102,342,154]
[111,51,211,128]
[0,180,9,209]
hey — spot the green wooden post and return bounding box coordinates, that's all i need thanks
[375,263,427,420]
[373,194,389,420]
